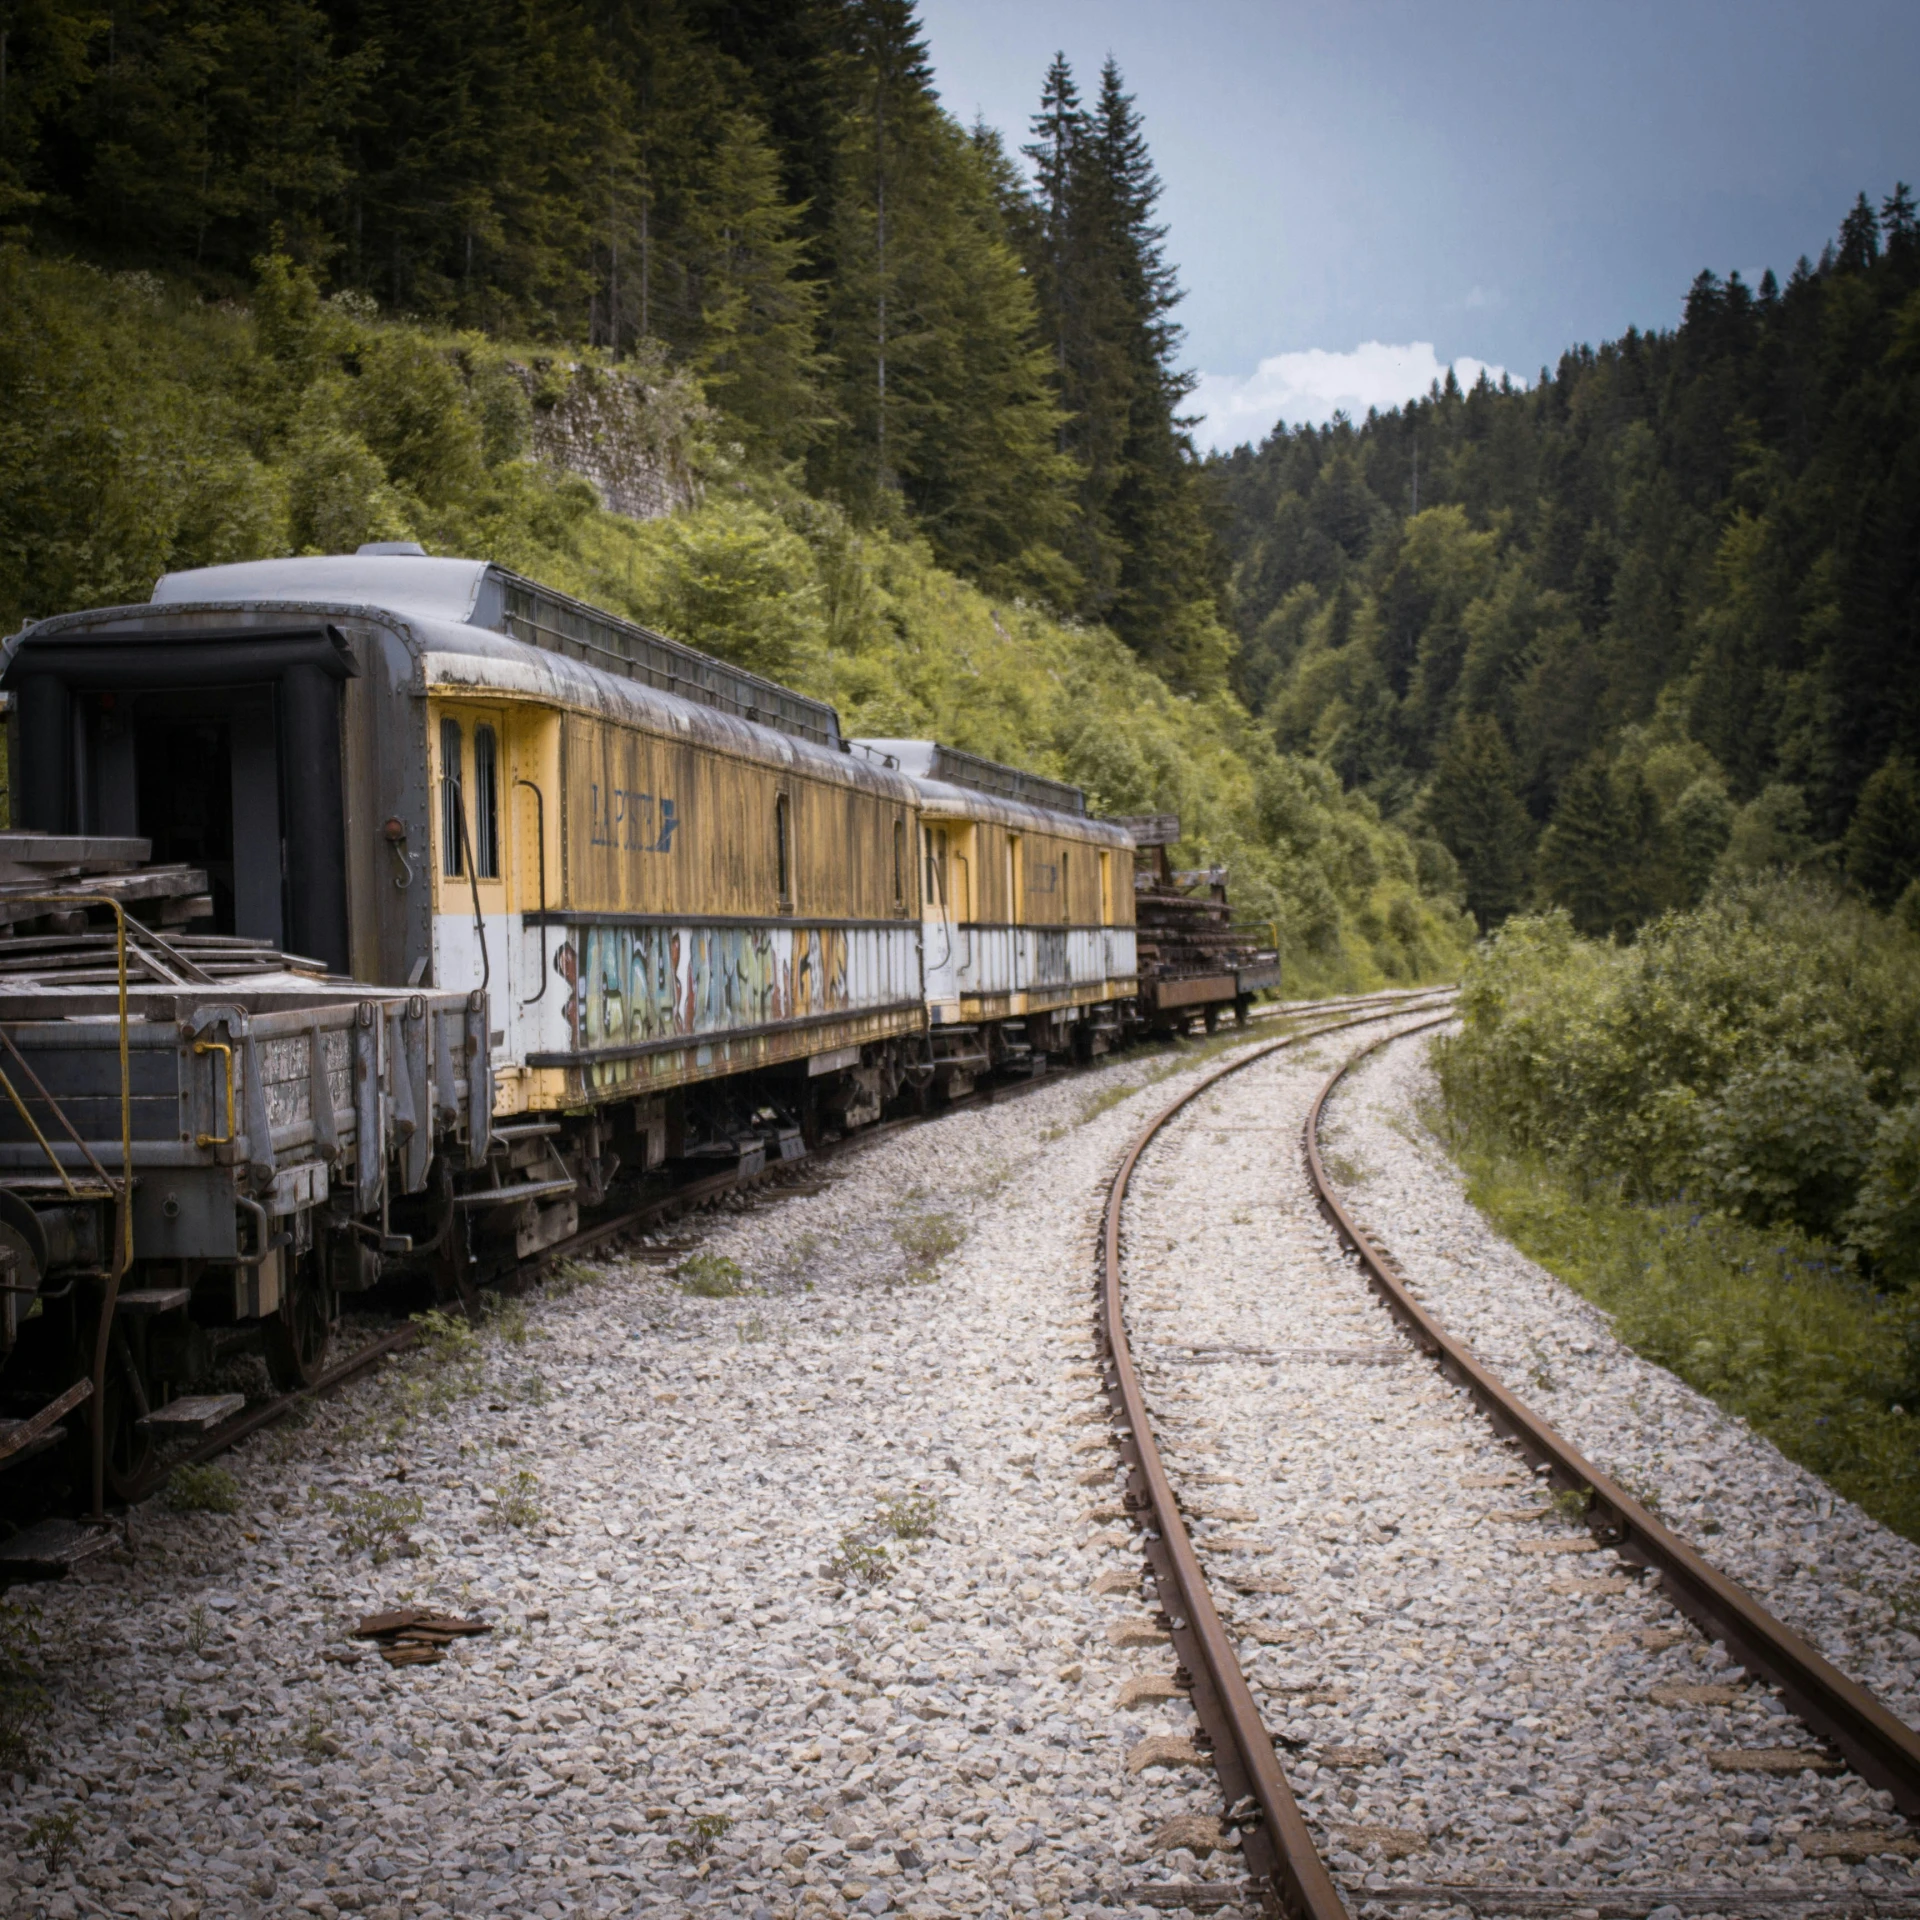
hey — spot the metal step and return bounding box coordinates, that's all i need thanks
[490,1120,562,1143]
[116,1288,193,1315]
[0,1420,66,1467]
[454,1174,578,1210]
[137,1392,245,1434]
[0,1518,117,1581]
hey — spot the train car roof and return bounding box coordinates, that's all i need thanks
[851,739,1134,847]
[7,552,919,803]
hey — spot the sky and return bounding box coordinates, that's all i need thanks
[916,0,1920,452]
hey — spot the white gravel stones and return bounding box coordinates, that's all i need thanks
[1119,1017,1920,1920]
[0,1034,1298,1920]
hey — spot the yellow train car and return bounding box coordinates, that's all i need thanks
[853,740,1138,1086]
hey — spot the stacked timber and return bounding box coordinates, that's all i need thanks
[1105,813,1282,1017]
[0,833,335,986]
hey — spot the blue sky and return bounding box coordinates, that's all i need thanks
[916,0,1920,450]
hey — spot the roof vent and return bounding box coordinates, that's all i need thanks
[355,541,429,557]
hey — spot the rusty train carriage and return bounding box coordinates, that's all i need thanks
[424,680,927,1128]
[854,740,1138,1086]
[0,548,1154,1522]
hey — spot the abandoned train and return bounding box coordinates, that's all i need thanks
[0,548,1163,1507]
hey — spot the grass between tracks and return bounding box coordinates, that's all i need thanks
[1438,1115,1920,1544]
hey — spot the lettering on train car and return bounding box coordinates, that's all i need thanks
[588,783,680,852]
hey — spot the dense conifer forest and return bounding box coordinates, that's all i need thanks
[0,0,1228,684]
[1216,190,1920,934]
[0,0,1469,989]
[4,0,1918,961]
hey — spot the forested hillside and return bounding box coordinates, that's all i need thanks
[0,0,1471,992]
[1216,192,1920,935]
[0,0,1229,688]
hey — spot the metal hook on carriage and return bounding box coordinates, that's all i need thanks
[383,817,415,891]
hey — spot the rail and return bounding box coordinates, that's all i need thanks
[1304,1017,1920,1817]
[1096,991,1456,1920]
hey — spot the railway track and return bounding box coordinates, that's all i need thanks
[108,987,1450,1512]
[1094,1010,1920,1920]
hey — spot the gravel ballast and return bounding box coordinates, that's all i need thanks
[1120,1018,1920,1919]
[1,1031,1313,1920]
[9,1004,1914,1920]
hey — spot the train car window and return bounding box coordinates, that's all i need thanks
[473,724,500,879]
[1061,849,1071,924]
[440,717,464,877]
[775,792,792,908]
[1100,848,1113,922]
[893,818,906,911]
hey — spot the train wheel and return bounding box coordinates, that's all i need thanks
[264,1250,334,1391]
[65,1323,156,1506]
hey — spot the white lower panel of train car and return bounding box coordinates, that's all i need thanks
[432,913,925,1104]
[949,924,1137,1010]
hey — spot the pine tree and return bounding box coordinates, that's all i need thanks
[1534,755,1631,936]
[1421,716,1534,927]
[1072,58,1229,689]
[816,4,1073,590]
[683,111,829,460]
[1845,753,1920,906]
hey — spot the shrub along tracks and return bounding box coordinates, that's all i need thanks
[1094,1012,1920,1920]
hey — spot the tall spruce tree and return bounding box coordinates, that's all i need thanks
[1016,55,1229,689]
[816,1,1073,590]
[683,110,829,460]
[1421,715,1535,927]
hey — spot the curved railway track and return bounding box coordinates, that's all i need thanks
[1095,1009,1920,1920]
[111,988,1450,1508]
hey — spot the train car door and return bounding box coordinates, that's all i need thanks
[922,823,959,1013]
[433,707,514,1015]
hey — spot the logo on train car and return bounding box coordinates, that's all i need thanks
[1030,861,1059,893]
[589,785,679,853]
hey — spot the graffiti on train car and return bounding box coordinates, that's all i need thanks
[554,923,855,1062]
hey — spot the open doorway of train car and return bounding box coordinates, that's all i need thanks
[8,627,354,972]
[127,689,283,944]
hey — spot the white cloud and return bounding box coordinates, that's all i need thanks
[1191,341,1513,453]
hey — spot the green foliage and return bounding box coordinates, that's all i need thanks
[1441,876,1920,1275]
[165,1464,241,1514]
[488,1467,542,1531]
[0,1601,47,1779]
[892,1209,962,1283]
[25,1805,80,1874]
[676,1253,750,1298]
[0,246,1466,994]
[1217,189,1920,932]
[1456,1138,1920,1543]
[1847,755,1920,907]
[877,1492,939,1540]
[327,1485,425,1563]
[667,1812,733,1865]
[1422,715,1533,927]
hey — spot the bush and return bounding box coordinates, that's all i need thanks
[1697,1049,1879,1240]
[1441,876,1920,1262]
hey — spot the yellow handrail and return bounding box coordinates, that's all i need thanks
[193,1040,234,1146]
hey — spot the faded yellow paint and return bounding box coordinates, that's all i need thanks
[557,712,913,921]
